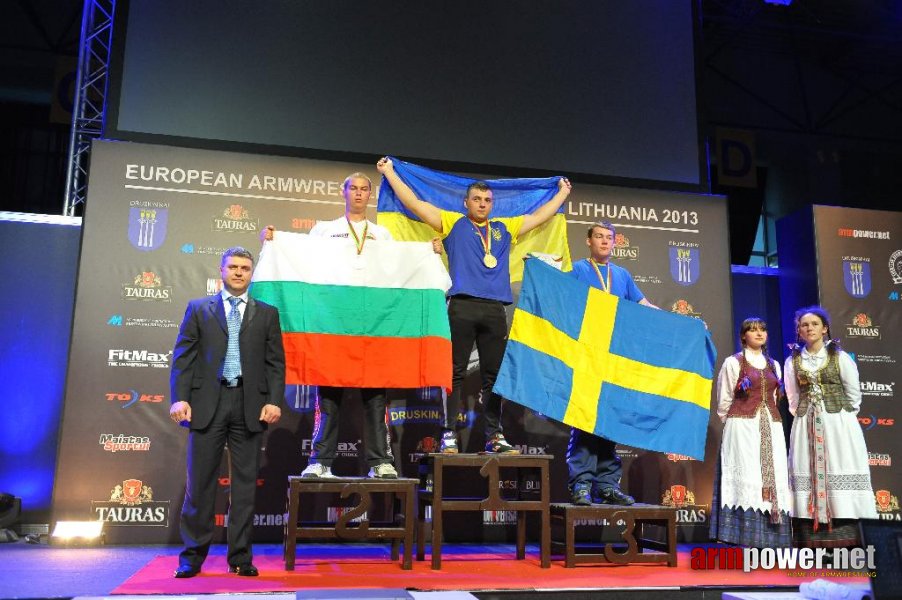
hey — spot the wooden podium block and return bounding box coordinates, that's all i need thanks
[416,453,552,570]
[550,502,678,567]
[284,476,417,570]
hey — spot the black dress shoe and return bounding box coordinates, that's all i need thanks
[228,563,259,577]
[174,564,200,578]
[596,487,635,505]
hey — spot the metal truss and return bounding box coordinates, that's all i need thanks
[62,0,116,216]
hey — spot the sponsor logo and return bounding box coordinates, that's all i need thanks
[670,299,702,319]
[217,477,264,487]
[389,406,443,426]
[852,353,896,365]
[291,218,318,231]
[858,415,895,430]
[667,453,696,462]
[181,243,230,256]
[890,291,901,301]
[513,444,549,455]
[669,242,700,285]
[215,512,290,527]
[632,274,663,285]
[837,227,890,240]
[860,381,895,398]
[890,249,902,284]
[128,207,168,251]
[876,490,900,514]
[410,436,439,462]
[611,233,639,261]
[842,258,871,298]
[107,349,172,369]
[213,204,259,233]
[300,438,359,458]
[869,452,892,467]
[690,545,877,572]
[846,313,880,339]
[483,510,518,525]
[206,278,224,296]
[107,314,179,329]
[92,479,169,526]
[662,485,708,525]
[105,390,164,407]
[99,434,151,452]
[121,272,173,303]
[286,385,317,414]
[327,507,368,523]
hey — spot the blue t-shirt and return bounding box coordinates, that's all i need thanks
[569,258,645,303]
[441,210,524,304]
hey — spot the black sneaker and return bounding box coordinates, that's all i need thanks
[571,484,592,506]
[595,486,635,505]
[485,434,520,454]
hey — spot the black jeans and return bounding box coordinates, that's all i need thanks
[444,296,508,437]
[309,387,393,468]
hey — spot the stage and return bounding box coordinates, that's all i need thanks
[0,542,872,600]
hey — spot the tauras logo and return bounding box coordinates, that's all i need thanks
[213,204,259,232]
[121,272,172,302]
[92,479,169,526]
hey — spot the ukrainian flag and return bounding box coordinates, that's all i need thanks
[377,157,571,282]
[494,259,716,460]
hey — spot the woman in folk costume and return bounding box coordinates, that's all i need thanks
[710,317,792,547]
[784,306,877,548]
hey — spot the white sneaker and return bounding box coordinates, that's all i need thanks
[367,463,398,479]
[300,463,335,478]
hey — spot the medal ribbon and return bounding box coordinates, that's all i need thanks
[346,216,369,255]
[589,259,612,293]
[470,218,492,258]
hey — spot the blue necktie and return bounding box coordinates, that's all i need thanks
[222,296,242,382]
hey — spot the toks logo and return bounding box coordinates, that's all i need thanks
[105,390,164,407]
[213,204,259,232]
[858,415,895,430]
[121,272,172,302]
[92,479,170,526]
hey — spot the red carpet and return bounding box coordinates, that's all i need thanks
[113,548,871,594]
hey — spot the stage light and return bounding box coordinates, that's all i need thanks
[764,0,792,5]
[50,520,105,546]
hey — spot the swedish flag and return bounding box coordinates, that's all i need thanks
[494,259,716,460]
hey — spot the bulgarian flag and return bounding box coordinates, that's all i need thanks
[251,231,452,390]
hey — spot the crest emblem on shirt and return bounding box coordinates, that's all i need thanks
[127,207,168,251]
[669,246,700,286]
[843,259,871,298]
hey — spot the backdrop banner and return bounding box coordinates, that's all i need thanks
[52,140,732,543]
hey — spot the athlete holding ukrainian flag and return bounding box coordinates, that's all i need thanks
[377,156,571,455]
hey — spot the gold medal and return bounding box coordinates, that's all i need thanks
[483,254,498,269]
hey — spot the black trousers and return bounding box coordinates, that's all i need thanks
[566,427,622,491]
[309,387,393,468]
[444,296,508,437]
[179,384,262,569]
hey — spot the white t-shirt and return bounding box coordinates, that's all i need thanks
[309,216,393,241]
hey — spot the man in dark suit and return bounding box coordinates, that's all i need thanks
[169,246,285,578]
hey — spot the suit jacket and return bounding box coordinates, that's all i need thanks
[170,295,286,432]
